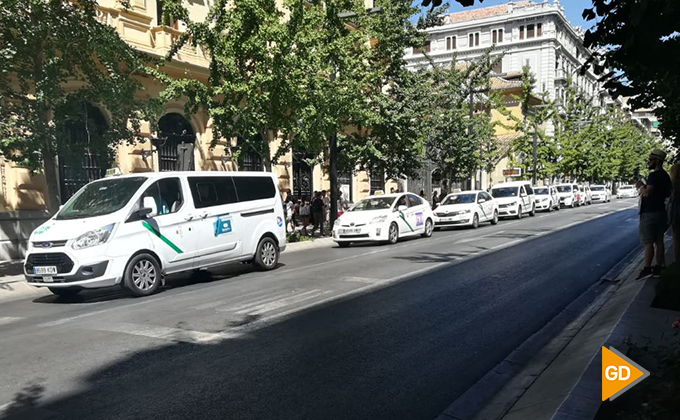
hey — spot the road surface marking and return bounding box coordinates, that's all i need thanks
[236,290,331,316]
[0,317,23,326]
[340,277,382,284]
[91,322,240,344]
[225,291,306,312]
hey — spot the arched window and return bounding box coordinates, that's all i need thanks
[58,103,109,203]
[155,113,195,172]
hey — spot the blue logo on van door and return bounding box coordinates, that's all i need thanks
[214,215,233,236]
[276,216,283,227]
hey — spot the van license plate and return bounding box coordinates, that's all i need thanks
[34,266,57,275]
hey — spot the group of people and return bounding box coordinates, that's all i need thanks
[635,149,680,279]
[282,189,348,237]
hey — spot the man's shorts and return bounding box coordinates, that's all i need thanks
[639,212,669,244]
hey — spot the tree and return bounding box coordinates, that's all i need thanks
[422,51,499,187]
[0,0,157,212]
[507,65,557,182]
[583,0,680,151]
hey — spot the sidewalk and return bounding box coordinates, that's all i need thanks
[0,260,48,303]
[482,238,677,420]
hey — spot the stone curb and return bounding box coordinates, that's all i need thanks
[283,237,335,253]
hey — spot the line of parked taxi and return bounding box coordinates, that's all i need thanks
[331,181,618,248]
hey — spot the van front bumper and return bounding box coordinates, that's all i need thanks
[24,249,127,289]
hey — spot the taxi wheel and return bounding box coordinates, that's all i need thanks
[123,253,161,297]
[48,287,81,297]
[421,218,433,237]
[491,210,499,225]
[529,205,536,217]
[471,214,479,229]
[387,223,399,245]
[516,206,523,219]
[255,237,279,270]
[548,202,553,212]
[338,242,351,248]
[570,201,576,208]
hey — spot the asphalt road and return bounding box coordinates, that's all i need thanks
[0,199,640,420]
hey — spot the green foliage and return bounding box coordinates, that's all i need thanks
[0,0,159,211]
[421,51,501,184]
[583,0,680,151]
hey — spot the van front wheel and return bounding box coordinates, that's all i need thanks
[123,253,161,297]
[255,237,279,270]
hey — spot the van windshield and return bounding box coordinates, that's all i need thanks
[56,177,148,220]
[491,187,518,198]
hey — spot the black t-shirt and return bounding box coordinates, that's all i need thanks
[640,169,672,213]
[311,197,323,212]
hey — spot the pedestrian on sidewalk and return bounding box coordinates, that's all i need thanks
[635,149,672,280]
[311,192,325,236]
[432,190,440,210]
[299,196,311,235]
[670,162,680,264]
[321,190,331,234]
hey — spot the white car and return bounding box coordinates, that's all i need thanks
[533,186,560,212]
[332,193,434,247]
[577,185,591,205]
[433,190,499,229]
[25,172,286,297]
[490,181,536,219]
[617,185,637,198]
[589,185,611,203]
[555,183,580,208]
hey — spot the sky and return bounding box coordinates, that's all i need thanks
[424,0,596,31]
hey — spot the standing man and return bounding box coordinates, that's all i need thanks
[636,149,672,280]
[311,192,325,236]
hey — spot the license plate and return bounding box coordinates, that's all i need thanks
[339,228,361,234]
[34,266,57,275]
[440,217,454,222]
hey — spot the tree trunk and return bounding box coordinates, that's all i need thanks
[42,151,61,213]
[262,129,273,172]
[329,132,338,227]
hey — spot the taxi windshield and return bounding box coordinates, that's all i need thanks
[441,194,476,205]
[556,185,572,192]
[590,186,605,191]
[620,185,633,190]
[350,197,395,211]
[533,188,549,195]
[491,187,518,198]
[56,177,148,220]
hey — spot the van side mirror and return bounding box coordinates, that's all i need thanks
[141,196,158,218]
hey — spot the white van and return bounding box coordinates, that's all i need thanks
[24,172,286,297]
[490,181,536,219]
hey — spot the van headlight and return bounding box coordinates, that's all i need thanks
[72,224,115,250]
[370,215,387,224]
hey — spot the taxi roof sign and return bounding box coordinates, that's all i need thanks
[502,168,522,177]
[105,167,122,177]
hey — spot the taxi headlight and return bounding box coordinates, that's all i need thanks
[370,216,387,224]
[72,224,115,250]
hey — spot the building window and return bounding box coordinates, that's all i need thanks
[414,40,430,54]
[468,32,479,47]
[527,24,535,38]
[446,36,456,50]
[519,25,524,40]
[492,29,503,44]
[537,23,542,37]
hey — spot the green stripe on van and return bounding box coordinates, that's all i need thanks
[142,221,183,254]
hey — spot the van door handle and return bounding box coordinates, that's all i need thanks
[184,214,194,221]
[200,212,211,219]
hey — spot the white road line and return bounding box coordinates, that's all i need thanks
[236,290,331,316]
[192,288,273,310]
[0,316,23,326]
[340,277,382,284]
[491,239,523,250]
[92,322,240,344]
[225,291,305,313]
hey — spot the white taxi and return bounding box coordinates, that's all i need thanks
[590,185,611,202]
[617,185,637,199]
[434,190,498,229]
[332,193,434,247]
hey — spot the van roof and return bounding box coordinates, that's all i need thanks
[102,171,277,181]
